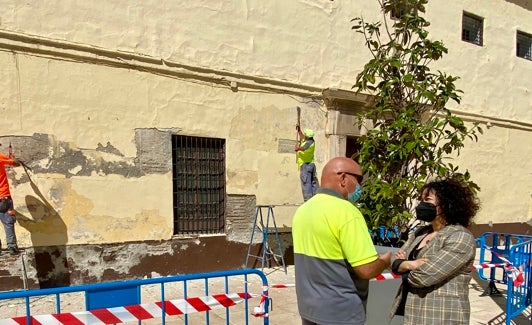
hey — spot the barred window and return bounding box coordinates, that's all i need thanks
[172,135,226,235]
[517,31,532,61]
[462,12,483,46]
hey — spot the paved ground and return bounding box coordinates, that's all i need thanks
[0,264,530,324]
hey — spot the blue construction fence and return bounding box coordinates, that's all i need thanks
[0,268,270,325]
[370,225,406,247]
[476,232,532,325]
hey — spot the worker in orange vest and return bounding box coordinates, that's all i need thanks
[0,151,21,255]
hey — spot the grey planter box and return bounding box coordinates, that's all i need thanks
[366,246,403,325]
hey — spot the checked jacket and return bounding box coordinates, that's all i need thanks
[389,224,476,324]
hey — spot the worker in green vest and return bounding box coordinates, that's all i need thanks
[295,125,318,201]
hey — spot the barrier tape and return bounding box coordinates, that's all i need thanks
[251,285,269,318]
[268,262,510,289]
[0,292,255,325]
[472,262,507,270]
[374,272,401,281]
[270,284,296,288]
[481,245,526,287]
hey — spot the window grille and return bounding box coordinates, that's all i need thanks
[462,12,483,46]
[517,31,532,61]
[172,135,226,235]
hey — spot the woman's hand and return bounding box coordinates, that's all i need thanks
[404,258,428,271]
[395,256,428,273]
[395,250,407,259]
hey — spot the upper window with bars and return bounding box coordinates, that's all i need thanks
[462,12,483,46]
[516,31,532,61]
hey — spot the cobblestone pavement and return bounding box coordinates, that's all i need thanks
[0,265,530,324]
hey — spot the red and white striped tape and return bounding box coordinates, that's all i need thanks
[373,272,401,281]
[481,246,526,287]
[270,283,296,288]
[0,292,255,325]
[472,262,507,270]
[372,262,507,281]
[251,285,269,318]
[268,262,509,288]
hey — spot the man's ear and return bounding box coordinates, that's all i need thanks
[339,174,347,187]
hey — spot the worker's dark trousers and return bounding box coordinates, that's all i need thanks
[0,197,18,249]
[300,162,318,201]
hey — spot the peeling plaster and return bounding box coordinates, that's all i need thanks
[1,131,171,185]
[96,141,124,156]
[68,165,83,175]
[1,130,175,248]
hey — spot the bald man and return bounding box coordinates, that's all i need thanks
[292,157,391,325]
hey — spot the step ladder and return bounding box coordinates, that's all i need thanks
[21,251,29,289]
[245,205,286,274]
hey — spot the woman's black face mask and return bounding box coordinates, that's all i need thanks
[416,201,437,222]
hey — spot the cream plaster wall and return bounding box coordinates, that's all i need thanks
[453,124,532,224]
[0,1,529,119]
[426,0,532,121]
[0,0,381,90]
[424,0,532,224]
[0,0,529,247]
[0,46,326,245]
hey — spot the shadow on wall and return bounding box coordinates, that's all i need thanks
[16,170,69,288]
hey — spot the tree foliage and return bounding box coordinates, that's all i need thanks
[351,0,483,231]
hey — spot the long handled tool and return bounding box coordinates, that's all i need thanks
[295,106,301,164]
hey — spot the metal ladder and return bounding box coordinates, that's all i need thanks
[245,205,286,274]
[21,251,29,289]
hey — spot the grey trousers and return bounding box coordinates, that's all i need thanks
[300,162,318,201]
[0,197,18,249]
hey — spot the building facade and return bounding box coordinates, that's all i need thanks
[0,0,530,289]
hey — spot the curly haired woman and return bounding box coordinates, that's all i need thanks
[389,178,480,324]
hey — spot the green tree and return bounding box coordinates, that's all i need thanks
[351,0,482,233]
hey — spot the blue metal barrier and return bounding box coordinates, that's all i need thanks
[506,237,532,325]
[476,232,532,325]
[370,225,403,247]
[0,268,270,325]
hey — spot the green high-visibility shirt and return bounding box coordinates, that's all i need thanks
[297,139,315,167]
[292,188,378,324]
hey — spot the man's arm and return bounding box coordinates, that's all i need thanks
[352,251,392,279]
[296,125,304,140]
[294,125,305,151]
[0,155,20,167]
[0,152,11,165]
